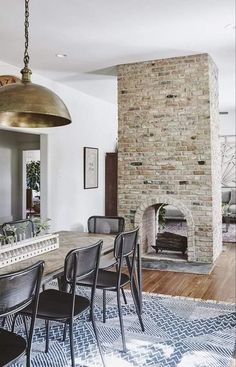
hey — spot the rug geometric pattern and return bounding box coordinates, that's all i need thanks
[5,289,236,367]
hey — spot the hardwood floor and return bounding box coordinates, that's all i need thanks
[142,242,236,303]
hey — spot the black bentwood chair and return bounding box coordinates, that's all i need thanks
[2,219,35,241]
[0,261,44,367]
[78,228,144,352]
[21,241,105,367]
[88,215,125,234]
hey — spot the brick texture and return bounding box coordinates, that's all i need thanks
[117,53,222,263]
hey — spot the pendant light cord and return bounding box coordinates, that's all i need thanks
[21,0,32,83]
[0,0,71,128]
[24,0,30,68]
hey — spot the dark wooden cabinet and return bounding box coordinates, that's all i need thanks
[105,152,118,216]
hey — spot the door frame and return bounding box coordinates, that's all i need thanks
[21,134,49,220]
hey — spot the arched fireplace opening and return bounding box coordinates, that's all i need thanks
[157,204,188,259]
[135,197,195,262]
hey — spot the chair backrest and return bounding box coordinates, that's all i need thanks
[2,219,35,241]
[0,261,44,317]
[64,240,103,284]
[64,241,103,317]
[114,227,139,259]
[88,216,125,234]
[113,228,139,289]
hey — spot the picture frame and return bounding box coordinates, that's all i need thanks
[84,147,98,189]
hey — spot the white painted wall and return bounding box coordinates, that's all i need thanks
[0,60,118,232]
[0,132,18,223]
[45,89,117,232]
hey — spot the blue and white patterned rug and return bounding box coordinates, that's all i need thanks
[5,289,236,367]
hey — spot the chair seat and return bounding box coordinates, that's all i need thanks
[22,289,90,321]
[79,269,130,290]
[0,328,26,366]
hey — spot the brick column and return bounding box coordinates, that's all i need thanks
[117,53,222,264]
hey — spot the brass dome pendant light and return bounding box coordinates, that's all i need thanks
[0,0,71,128]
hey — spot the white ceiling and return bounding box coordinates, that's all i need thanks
[0,0,235,110]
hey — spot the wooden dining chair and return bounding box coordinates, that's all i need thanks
[0,261,44,367]
[78,228,145,352]
[20,241,105,367]
[88,215,125,234]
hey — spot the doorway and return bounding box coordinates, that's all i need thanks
[22,150,40,218]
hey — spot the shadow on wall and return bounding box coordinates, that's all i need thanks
[70,223,85,232]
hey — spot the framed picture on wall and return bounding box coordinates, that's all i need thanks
[84,147,98,189]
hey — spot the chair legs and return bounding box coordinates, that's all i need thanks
[40,318,83,367]
[91,312,106,367]
[20,316,80,367]
[62,322,67,341]
[45,320,50,353]
[26,342,32,367]
[130,281,145,332]
[102,286,141,352]
[11,314,31,367]
[11,313,18,332]
[103,290,106,323]
[69,320,75,367]
[23,315,29,341]
[121,288,127,304]
[62,320,76,367]
[62,318,104,367]
[117,288,127,353]
[103,288,127,324]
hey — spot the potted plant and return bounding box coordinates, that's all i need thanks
[26,160,40,212]
[1,224,17,244]
[0,234,7,246]
[33,218,51,236]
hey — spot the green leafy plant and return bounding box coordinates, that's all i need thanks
[33,218,51,235]
[0,234,7,246]
[26,160,40,192]
[4,224,17,242]
[0,225,17,244]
